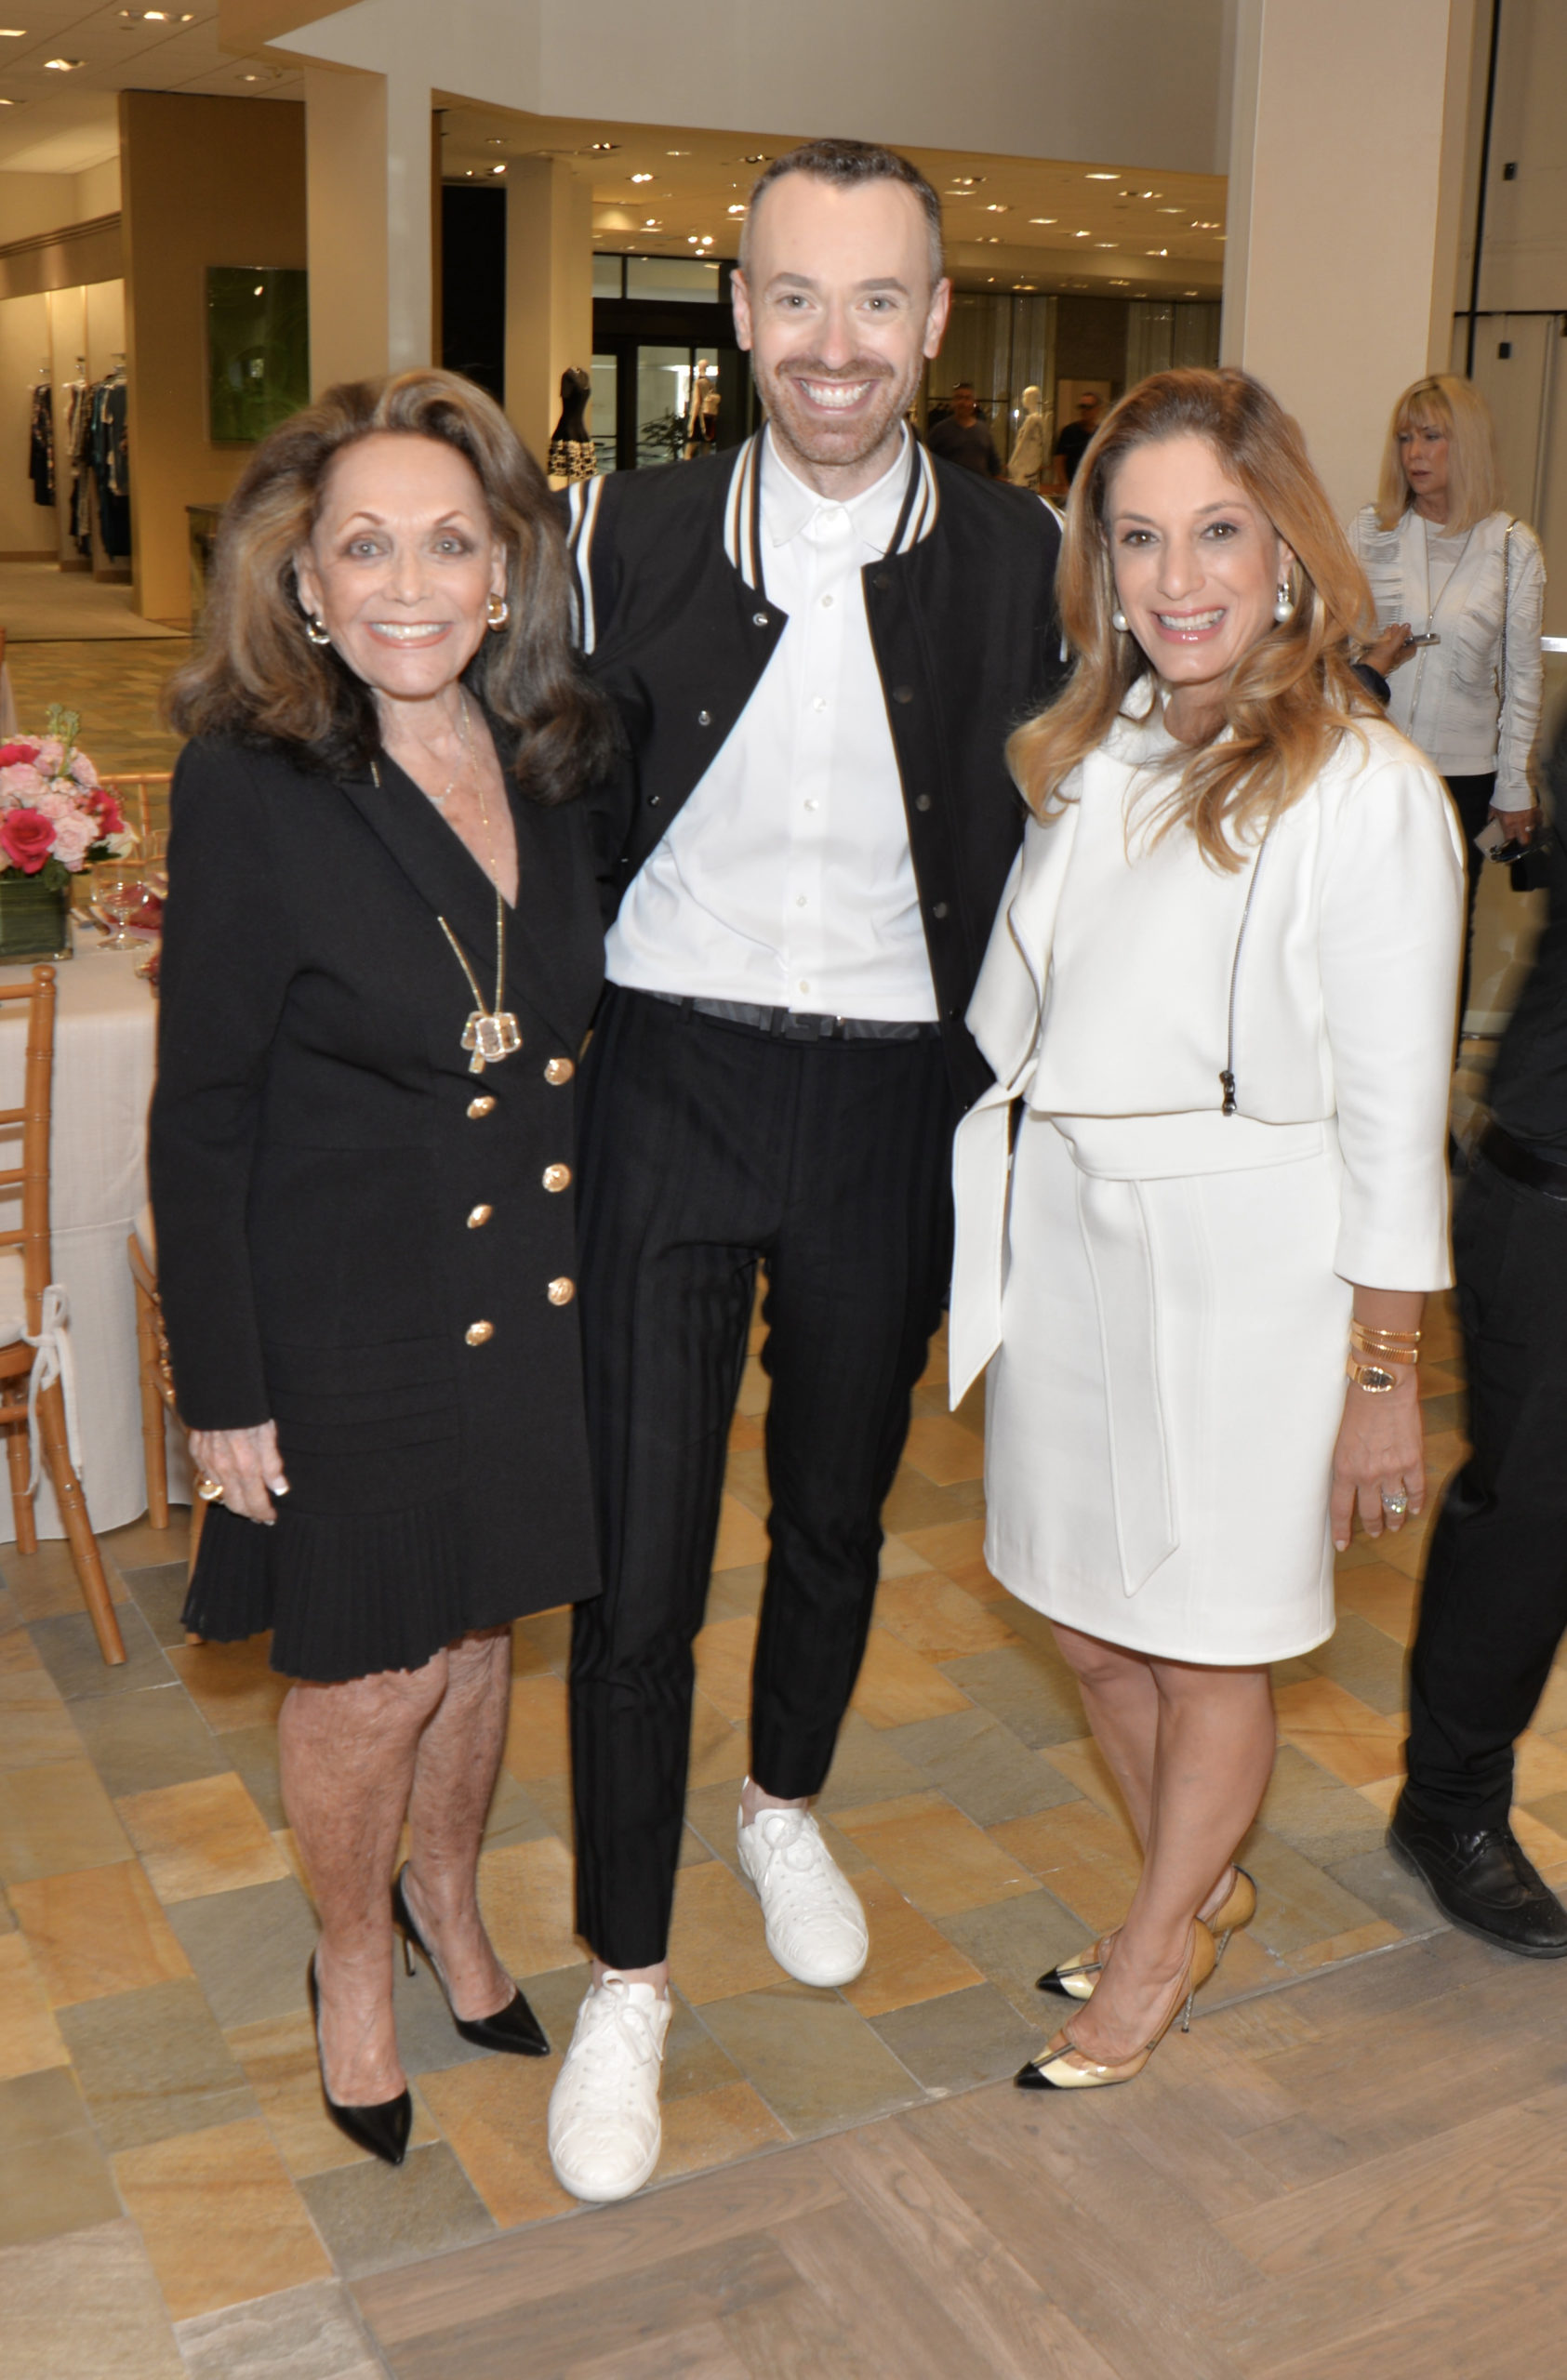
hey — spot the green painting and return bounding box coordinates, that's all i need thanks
[206,266,310,443]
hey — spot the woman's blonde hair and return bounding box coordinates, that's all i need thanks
[1007,366,1376,870]
[1374,373,1504,534]
[166,369,613,801]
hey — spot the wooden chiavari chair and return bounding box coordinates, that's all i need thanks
[126,1211,206,1589]
[101,771,174,853]
[0,965,125,1663]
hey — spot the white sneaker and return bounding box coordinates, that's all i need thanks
[547,1976,671,2203]
[737,1801,870,1987]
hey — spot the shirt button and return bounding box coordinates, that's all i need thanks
[547,1276,576,1306]
[914,794,933,813]
[798,980,810,995]
[465,1321,494,1345]
[811,696,827,712]
[542,1163,572,1193]
[467,1204,493,1229]
[697,708,712,726]
[804,799,820,812]
[795,893,807,907]
[752,611,769,627]
[544,1057,575,1085]
[892,685,914,705]
[821,594,834,608]
[467,1094,497,1118]
[932,901,949,919]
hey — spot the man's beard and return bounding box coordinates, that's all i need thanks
[756,353,917,475]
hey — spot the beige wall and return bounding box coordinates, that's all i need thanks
[505,159,593,468]
[120,91,306,623]
[1222,0,1477,526]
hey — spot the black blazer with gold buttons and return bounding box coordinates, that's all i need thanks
[565,432,1065,1114]
[148,731,604,1618]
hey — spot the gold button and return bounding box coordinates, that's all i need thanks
[542,1164,571,1194]
[464,1320,494,1345]
[547,1276,576,1306]
[467,1094,496,1118]
[544,1057,575,1086]
[467,1204,493,1229]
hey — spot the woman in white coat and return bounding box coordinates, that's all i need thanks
[1348,375,1544,1022]
[950,367,1463,2092]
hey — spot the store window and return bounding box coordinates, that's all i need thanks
[591,353,618,475]
[625,257,722,304]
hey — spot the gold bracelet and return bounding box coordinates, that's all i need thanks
[1350,1328,1420,1366]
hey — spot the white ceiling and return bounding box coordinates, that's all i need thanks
[0,1,299,172]
[438,106,1228,301]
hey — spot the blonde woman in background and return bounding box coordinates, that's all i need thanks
[949,368,1463,2094]
[1349,375,1546,1024]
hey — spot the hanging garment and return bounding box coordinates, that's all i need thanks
[65,383,91,557]
[89,378,130,562]
[548,366,595,483]
[28,384,54,507]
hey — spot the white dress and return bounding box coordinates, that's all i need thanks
[949,688,1464,1663]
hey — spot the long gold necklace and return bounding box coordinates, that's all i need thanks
[374,695,521,1075]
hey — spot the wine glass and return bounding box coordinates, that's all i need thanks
[92,857,145,951]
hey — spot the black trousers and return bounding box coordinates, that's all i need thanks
[1404,1152,1567,1830]
[569,988,955,1968]
[1446,771,1495,1030]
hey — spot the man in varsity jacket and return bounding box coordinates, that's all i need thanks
[547,138,1065,2203]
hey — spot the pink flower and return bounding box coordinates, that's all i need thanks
[68,752,99,789]
[49,812,94,870]
[0,808,56,873]
[84,786,125,837]
[0,763,47,802]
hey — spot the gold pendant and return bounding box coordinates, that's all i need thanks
[461,1009,522,1074]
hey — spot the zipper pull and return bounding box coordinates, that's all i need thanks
[1219,1069,1237,1117]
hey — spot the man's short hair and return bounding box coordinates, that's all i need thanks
[737,139,945,288]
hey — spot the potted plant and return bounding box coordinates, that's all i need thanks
[0,706,133,961]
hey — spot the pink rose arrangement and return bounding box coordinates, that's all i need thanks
[0,706,133,889]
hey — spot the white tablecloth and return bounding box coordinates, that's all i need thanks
[0,935,188,1540]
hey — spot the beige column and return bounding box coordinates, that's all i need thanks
[504,157,593,470]
[1221,0,1480,521]
[305,60,432,391]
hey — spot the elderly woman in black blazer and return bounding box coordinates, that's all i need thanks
[150,370,613,2166]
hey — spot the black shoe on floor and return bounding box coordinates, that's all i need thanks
[1388,1796,1567,1957]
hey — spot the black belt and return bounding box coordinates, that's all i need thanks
[1479,1120,1567,1203]
[641,991,940,1043]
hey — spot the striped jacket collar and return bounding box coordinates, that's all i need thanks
[564,425,940,654]
[724,428,939,598]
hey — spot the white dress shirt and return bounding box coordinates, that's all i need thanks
[604,430,938,1021]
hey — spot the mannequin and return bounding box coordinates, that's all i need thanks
[684,363,721,459]
[1006,385,1051,489]
[549,367,596,483]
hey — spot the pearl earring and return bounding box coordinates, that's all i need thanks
[485,594,510,630]
[304,613,332,647]
[1273,581,1294,624]
[1110,607,1129,633]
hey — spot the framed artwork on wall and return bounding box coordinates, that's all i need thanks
[206,266,309,443]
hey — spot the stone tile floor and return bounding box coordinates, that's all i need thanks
[2,1284,1554,2374]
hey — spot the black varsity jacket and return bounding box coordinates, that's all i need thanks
[565,430,1065,1113]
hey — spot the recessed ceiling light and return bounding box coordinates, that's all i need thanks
[491,164,505,175]
[1084,170,1119,180]
[631,171,652,182]
[1183,289,1199,297]
[726,204,746,215]
[588,141,618,152]
[237,66,280,80]
[0,30,25,36]
[1191,220,1222,231]
[1073,230,1091,237]
[643,218,660,228]
[665,149,689,156]
[1120,189,1156,200]
[252,284,263,297]
[1146,248,1169,258]
[983,204,1011,213]
[741,152,767,164]
[1094,242,1118,249]
[1157,206,1183,215]
[947,175,981,189]
[44,57,83,70]
[1029,217,1056,226]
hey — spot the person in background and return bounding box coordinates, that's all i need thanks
[949,366,1462,2095]
[1391,710,1567,1956]
[151,371,613,2167]
[1348,375,1545,1028]
[926,379,1002,475]
[1007,385,1051,490]
[1054,389,1104,487]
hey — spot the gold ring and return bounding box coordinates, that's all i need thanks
[195,1474,225,1503]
